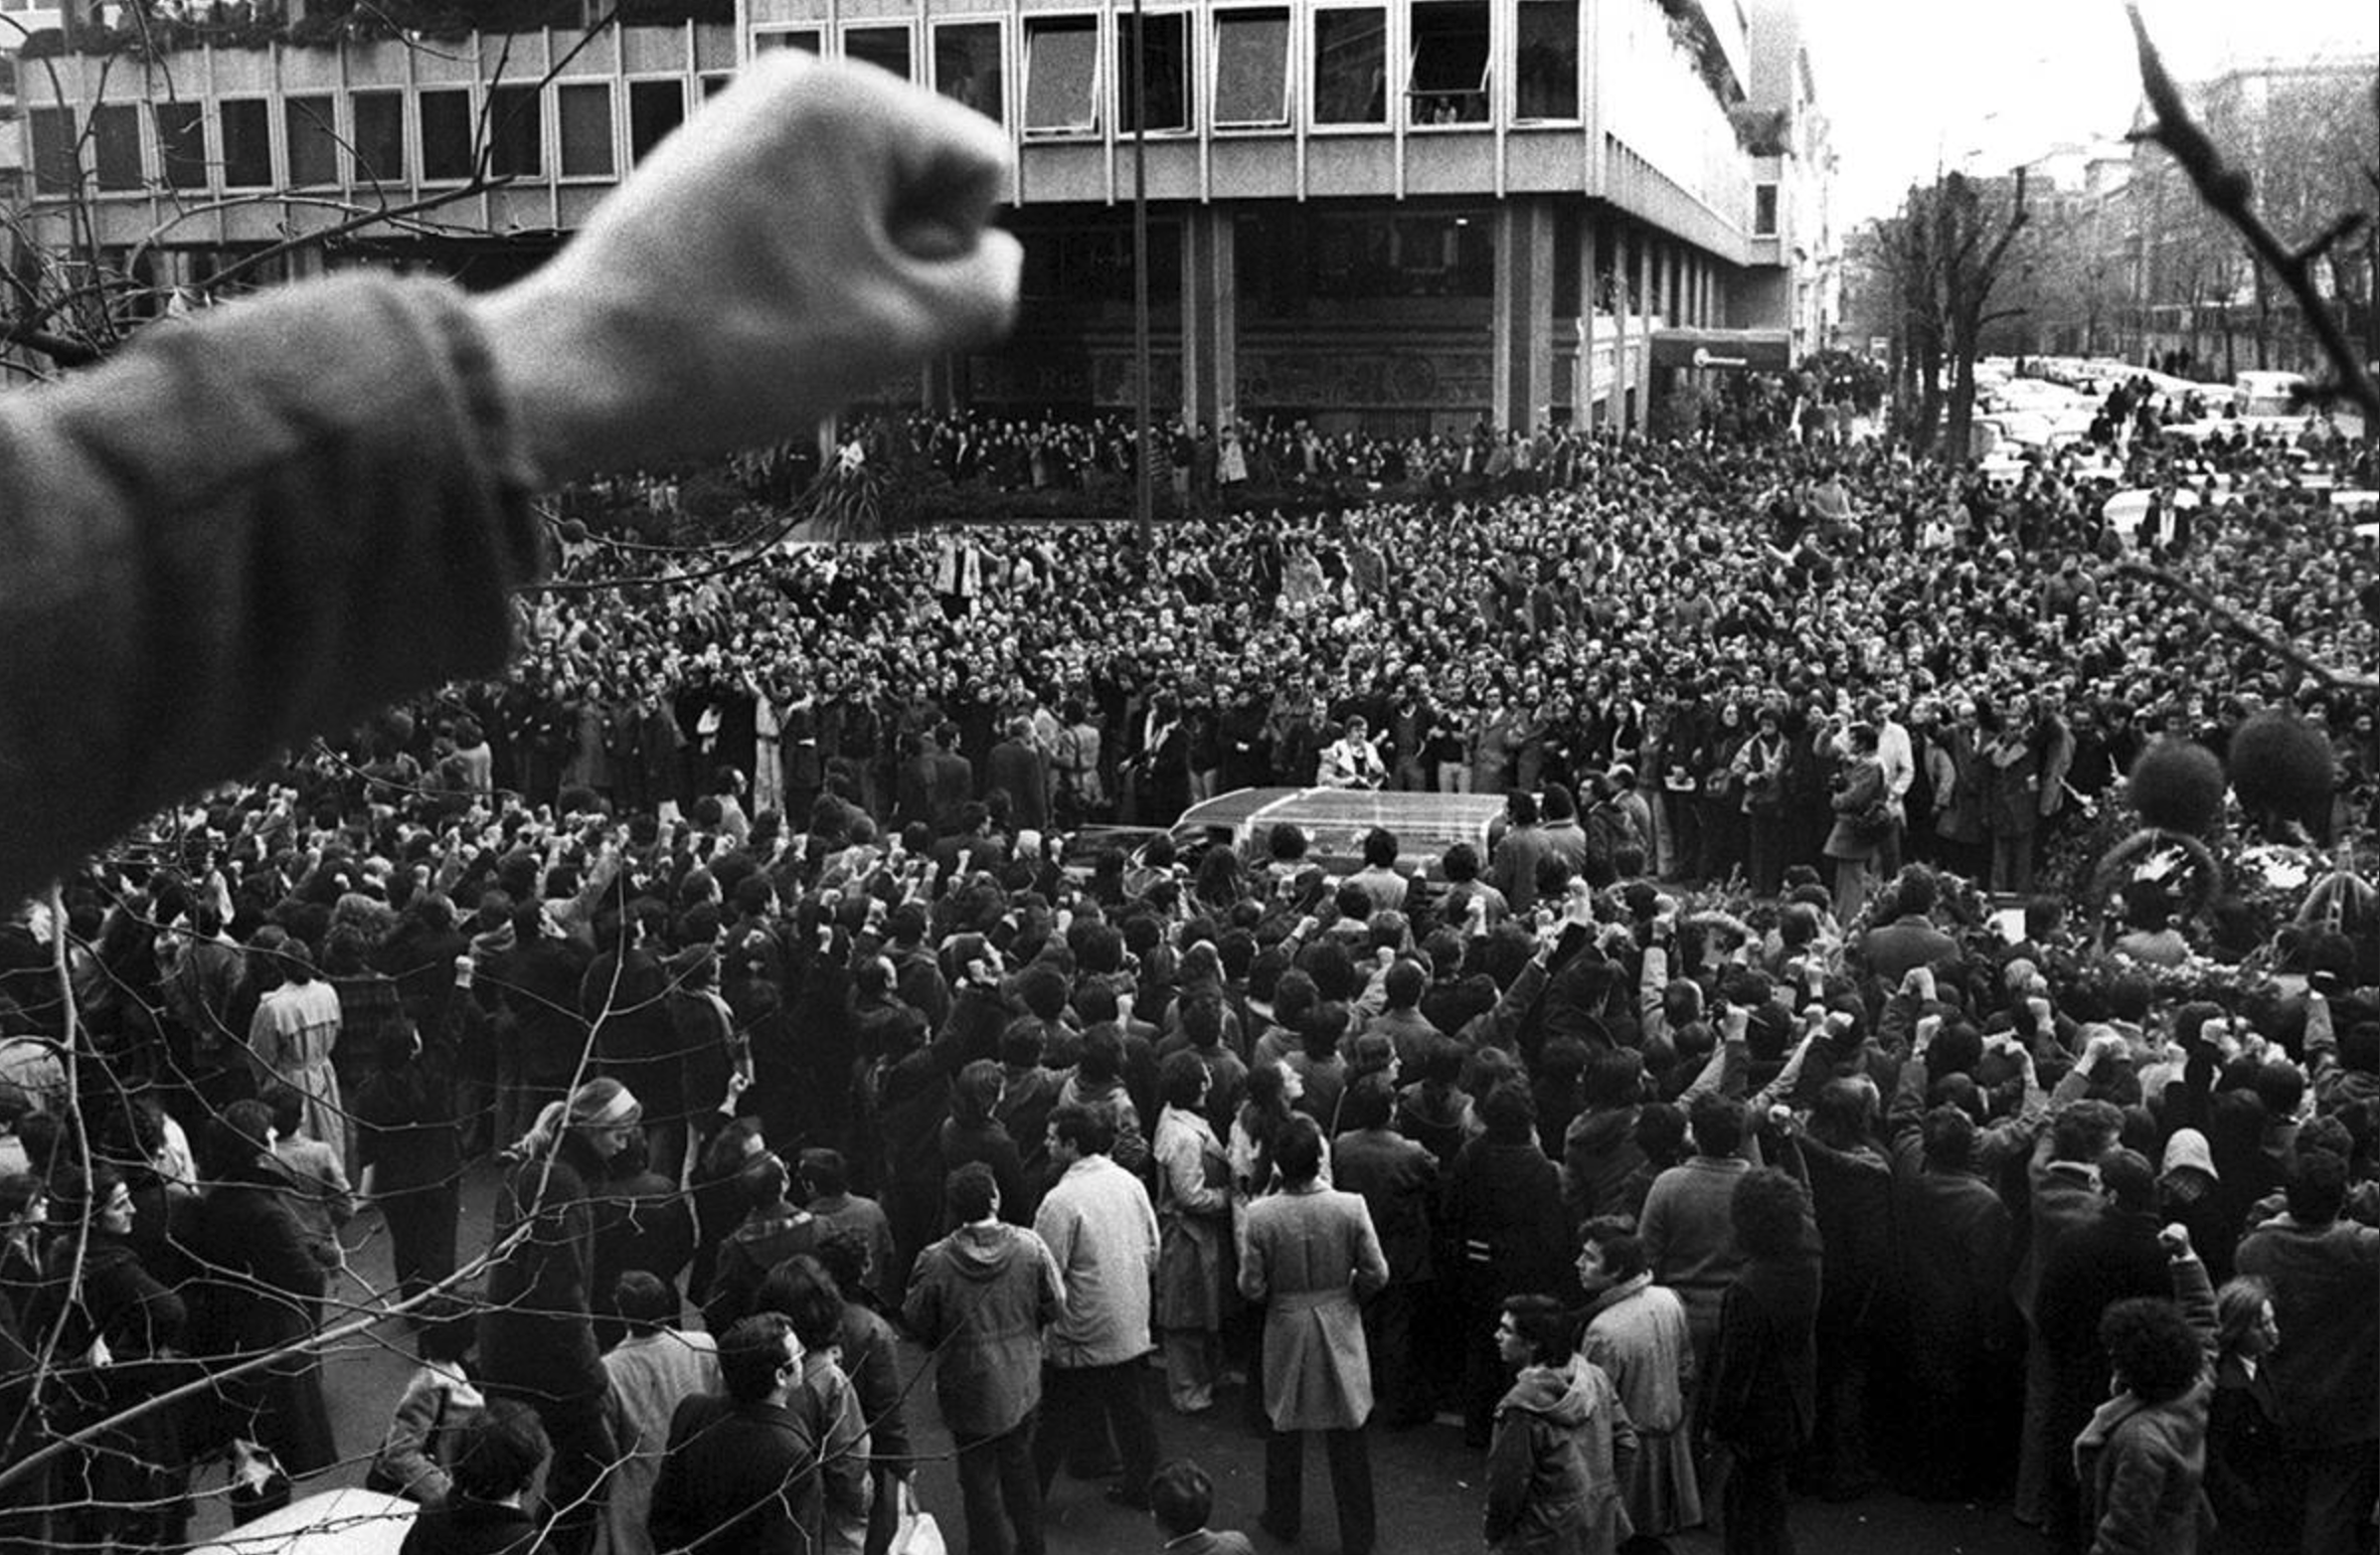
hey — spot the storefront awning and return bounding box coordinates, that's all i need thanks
[1649,328,1793,372]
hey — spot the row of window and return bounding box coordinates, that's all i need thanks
[26,76,726,195]
[25,0,1593,197]
[765,0,1580,134]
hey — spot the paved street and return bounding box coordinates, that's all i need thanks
[163,1157,2049,1555]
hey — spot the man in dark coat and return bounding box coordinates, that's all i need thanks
[985,716,1050,834]
[2034,1148,2172,1554]
[1444,1081,1571,1448]
[2234,1149,2380,1555]
[926,724,975,836]
[1330,1074,1439,1429]
[187,1101,337,1478]
[649,1312,849,1554]
[1705,1168,1822,1555]
[1854,865,1962,988]
[1886,1102,2019,1499]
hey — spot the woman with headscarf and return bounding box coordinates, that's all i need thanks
[477,1076,641,1555]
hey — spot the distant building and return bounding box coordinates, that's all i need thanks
[16,0,1839,433]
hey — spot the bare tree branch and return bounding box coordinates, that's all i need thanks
[2125,1,2380,428]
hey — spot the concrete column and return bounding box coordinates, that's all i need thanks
[921,353,957,415]
[1575,210,1599,427]
[1609,222,1629,430]
[1183,207,1238,430]
[1635,231,1654,432]
[1492,198,1556,433]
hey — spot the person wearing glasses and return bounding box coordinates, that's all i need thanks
[649,1311,841,1555]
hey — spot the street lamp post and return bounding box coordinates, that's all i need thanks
[1130,0,1153,541]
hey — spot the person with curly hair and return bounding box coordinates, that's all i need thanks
[2072,1224,2218,1555]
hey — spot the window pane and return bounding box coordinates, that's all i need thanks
[1515,0,1577,119]
[628,80,684,163]
[934,22,1003,124]
[758,29,817,52]
[1213,10,1288,126]
[30,107,77,194]
[351,91,404,183]
[1754,184,1778,236]
[154,100,209,190]
[700,73,733,98]
[1024,17,1099,134]
[420,88,473,181]
[221,98,272,187]
[558,82,613,177]
[844,25,911,82]
[1311,9,1385,124]
[488,85,541,178]
[1409,2,1488,122]
[90,103,139,190]
[284,94,338,186]
[1117,11,1188,132]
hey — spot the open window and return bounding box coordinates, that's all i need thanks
[934,21,1004,124]
[1407,0,1488,126]
[1023,15,1100,136]
[755,29,819,52]
[1116,10,1189,133]
[1310,7,1385,125]
[1211,7,1288,128]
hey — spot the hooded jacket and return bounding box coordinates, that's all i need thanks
[702,1207,820,1335]
[1484,1357,1636,1555]
[2071,1379,2217,1555]
[904,1219,1065,1438]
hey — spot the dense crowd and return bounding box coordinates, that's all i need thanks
[0,406,2375,1555]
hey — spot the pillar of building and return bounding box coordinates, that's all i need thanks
[1182,206,1238,431]
[921,352,958,415]
[1609,222,1630,430]
[1635,231,1655,432]
[1493,198,1556,433]
[1575,211,1600,427]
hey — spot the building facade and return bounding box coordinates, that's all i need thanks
[16,0,1832,433]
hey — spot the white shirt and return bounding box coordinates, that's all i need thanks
[1877,718,1916,799]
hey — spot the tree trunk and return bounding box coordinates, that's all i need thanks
[1913,339,1944,454]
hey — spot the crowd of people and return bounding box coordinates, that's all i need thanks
[0,403,2374,1555]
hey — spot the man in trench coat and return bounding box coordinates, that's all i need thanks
[1240,1114,1390,1555]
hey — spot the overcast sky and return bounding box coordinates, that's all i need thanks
[1803,0,2379,225]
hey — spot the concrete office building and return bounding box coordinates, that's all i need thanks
[17,0,1833,433]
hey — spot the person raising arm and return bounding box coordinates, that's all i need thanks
[0,54,1020,904]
